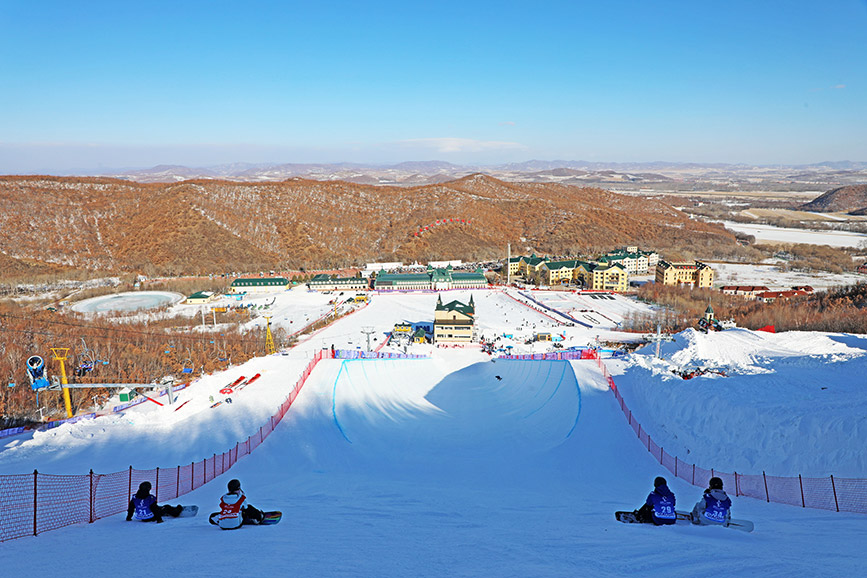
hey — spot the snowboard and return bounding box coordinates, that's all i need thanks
[615,511,642,524]
[676,510,754,533]
[177,505,198,518]
[208,510,281,527]
[615,511,682,525]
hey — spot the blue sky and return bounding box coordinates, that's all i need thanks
[1,0,865,172]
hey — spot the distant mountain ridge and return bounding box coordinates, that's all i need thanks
[79,159,867,189]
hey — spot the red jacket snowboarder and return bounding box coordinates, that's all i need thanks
[216,479,265,530]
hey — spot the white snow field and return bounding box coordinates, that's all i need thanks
[1,290,866,577]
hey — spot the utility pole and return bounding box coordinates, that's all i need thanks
[507,242,511,286]
[361,326,376,352]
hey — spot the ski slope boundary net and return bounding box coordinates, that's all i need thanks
[596,356,867,515]
[0,350,328,542]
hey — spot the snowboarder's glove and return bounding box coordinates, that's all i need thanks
[126,516,132,521]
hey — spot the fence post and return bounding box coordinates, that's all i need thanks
[763,471,769,502]
[831,475,839,512]
[89,469,94,523]
[799,474,805,508]
[659,446,663,464]
[176,465,180,500]
[734,472,739,497]
[155,467,160,502]
[692,464,695,485]
[213,453,216,481]
[128,465,133,506]
[674,457,678,478]
[191,462,195,492]
[33,469,38,536]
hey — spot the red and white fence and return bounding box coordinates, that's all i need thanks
[0,349,328,543]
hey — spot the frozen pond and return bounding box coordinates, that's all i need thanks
[70,291,185,313]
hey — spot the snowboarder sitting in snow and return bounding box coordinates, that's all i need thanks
[691,477,732,526]
[634,476,677,525]
[126,481,183,523]
[216,479,265,530]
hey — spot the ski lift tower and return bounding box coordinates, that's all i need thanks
[361,326,376,352]
[646,324,674,359]
[264,316,276,355]
[50,348,74,418]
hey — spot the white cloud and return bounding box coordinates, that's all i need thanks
[398,137,525,153]
[833,84,846,89]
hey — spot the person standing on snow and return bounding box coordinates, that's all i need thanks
[216,479,265,530]
[126,481,183,523]
[691,477,732,526]
[634,476,677,525]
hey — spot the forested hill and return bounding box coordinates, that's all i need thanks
[0,174,736,278]
[799,184,867,213]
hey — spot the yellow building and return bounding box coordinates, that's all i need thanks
[518,254,549,278]
[590,263,628,292]
[541,259,579,285]
[655,260,715,288]
[433,294,476,344]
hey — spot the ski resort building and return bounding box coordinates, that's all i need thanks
[589,262,628,292]
[185,291,215,304]
[604,246,660,275]
[229,277,290,293]
[373,265,487,291]
[307,274,369,292]
[433,294,476,344]
[655,260,715,288]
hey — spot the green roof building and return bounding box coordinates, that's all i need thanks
[230,277,289,293]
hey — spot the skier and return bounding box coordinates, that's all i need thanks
[126,481,183,523]
[216,479,265,530]
[691,477,732,526]
[634,476,677,525]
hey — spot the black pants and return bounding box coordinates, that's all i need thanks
[635,503,654,523]
[242,505,264,524]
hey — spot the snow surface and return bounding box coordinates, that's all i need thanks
[710,261,865,290]
[721,220,867,248]
[2,289,866,576]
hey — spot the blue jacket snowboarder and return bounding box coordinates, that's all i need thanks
[635,476,677,525]
[691,477,732,526]
[126,481,183,523]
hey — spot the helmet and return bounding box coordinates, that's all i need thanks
[654,476,667,488]
[227,479,241,493]
[709,477,723,490]
[138,481,152,491]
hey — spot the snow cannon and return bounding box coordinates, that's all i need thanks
[26,355,50,390]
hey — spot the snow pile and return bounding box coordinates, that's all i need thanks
[614,329,867,477]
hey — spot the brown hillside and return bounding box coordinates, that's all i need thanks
[799,184,867,213]
[0,174,737,277]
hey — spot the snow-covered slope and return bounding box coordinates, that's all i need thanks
[1,291,866,576]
